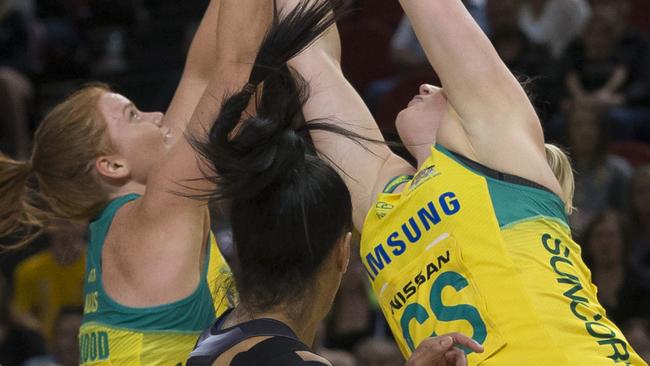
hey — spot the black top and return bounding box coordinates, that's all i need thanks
[231,336,328,366]
[187,311,327,366]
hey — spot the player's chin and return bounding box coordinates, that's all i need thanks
[395,109,410,131]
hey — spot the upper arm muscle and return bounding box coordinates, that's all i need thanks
[292,51,413,229]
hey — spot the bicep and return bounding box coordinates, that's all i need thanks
[294,52,412,229]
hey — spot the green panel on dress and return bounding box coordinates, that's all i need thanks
[83,194,217,333]
[435,145,569,229]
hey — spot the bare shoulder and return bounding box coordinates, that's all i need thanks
[101,199,210,306]
[104,197,206,254]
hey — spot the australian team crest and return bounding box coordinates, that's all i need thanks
[409,165,440,193]
[375,201,394,219]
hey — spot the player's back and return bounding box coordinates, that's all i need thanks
[79,194,234,365]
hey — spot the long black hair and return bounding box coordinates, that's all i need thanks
[189,0,355,313]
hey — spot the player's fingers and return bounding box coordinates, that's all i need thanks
[443,348,467,366]
[406,336,453,366]
[445,332,484,353]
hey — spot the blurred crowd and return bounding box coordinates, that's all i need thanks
[0,0,649,365]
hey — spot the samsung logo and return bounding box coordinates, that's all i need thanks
[364,192,461,280]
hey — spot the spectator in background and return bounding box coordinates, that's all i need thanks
[365,1,490,113]
[0,0,36,159]
[315,345,357,366]
[0,68,32,159]
[489,27,554,119]
[630,165,650,289]
[24,307,83,366]
[591,0,650,141]
[354,338,403,366]
[389,16,428,72]
[519,0,591,59]
[490,28,550,79]
[552,2,650,141]
[391,1,490,71]
[33,0,88,78]
[362,15,428,116]
[0,273,47,366]
[484,0,559,120]
[563,14,629,111]
[581,211,650,323]
[85,0,151,75]
[566,106,632,235]
[0,0,36,72]
[485,0,521,36]
[12,219,86,346]
[621,319,650,362]
[9,0,35,16]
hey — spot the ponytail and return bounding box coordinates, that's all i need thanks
[0,155,46,250]
[187,0,355,313]
[545,144,575,215]
[190,0,346,202]
[1,84,112,251]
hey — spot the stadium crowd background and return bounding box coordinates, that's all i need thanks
[0,0,648,365]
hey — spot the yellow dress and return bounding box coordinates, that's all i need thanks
[361,145,646,365]
[79,194,234,366]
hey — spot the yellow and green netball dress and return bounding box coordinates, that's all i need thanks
[361,145,646,365]
[79,194,234,366]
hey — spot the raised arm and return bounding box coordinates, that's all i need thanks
[142,0,273,215]
[284,1,414,230]
[163,0,221,137]
[400,0,538,130]
[400,0,561,194]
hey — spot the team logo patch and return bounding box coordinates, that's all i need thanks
[409,165,441,193]
[376,201,395,219]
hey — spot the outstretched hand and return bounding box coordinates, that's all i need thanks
[405,333,484,366]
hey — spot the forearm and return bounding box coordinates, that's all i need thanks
[165,0,221,135]
[165,0,272,135]
[146,0,273,208]
[214,0,272,66]
[183,0,222,81]
[189,0,273,133]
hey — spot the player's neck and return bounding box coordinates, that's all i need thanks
[228,303,321,346]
